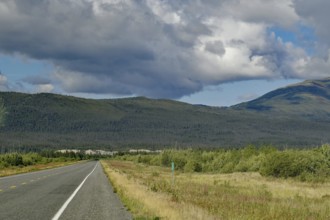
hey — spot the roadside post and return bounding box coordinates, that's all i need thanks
[171,161,175,187]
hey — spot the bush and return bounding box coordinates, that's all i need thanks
[184,160,202,172]
[260,150,327,179]
[2,153,23,166]
[0,150,87,168]
[114,145,329,182]
[161,151,171,166]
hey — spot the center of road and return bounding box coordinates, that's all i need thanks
[52,163,98,220]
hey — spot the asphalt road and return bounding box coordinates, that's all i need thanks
[0,161,132,220]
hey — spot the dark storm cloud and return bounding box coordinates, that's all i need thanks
[23,75,52,85]
[0,0,213,98]
[293,0,330,44]
[0,0,327,98]
[205,41,226,56]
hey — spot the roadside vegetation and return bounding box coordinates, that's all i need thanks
[102,145,330,219]
[116,145,330,182]
[0,151,93,177]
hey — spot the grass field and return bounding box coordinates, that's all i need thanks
[101,160,330,220]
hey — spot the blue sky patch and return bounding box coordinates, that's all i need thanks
[269,24,316,55]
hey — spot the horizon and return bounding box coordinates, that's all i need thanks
[0,77,304,107]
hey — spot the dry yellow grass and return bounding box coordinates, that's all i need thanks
[101,160,218,220]
[101,160,330,220]
[184,172,330,199]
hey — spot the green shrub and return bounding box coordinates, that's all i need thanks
[184,160,202,172]
[161,151,171,166]
[114,145,329,182]
[2,153,24,166]
[260,150,327,179]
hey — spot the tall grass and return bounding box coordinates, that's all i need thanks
[102,160,330,220]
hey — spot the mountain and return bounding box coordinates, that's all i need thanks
[0,92,246,149]
[1,78,330,150]
[234,78,330,118]
[0,99,5,126]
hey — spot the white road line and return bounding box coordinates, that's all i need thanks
[52,162,98,220]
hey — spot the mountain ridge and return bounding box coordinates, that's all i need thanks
[233,78,330,117]
[1,78,330,150]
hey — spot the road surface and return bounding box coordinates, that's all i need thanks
[0,161,132,220]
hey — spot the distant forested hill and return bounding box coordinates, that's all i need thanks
[1,78,330,150]
[0,98,5,127]
[234,78,330,117]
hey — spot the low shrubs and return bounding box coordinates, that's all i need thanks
[0,151,89,168]
[116,145,330,182]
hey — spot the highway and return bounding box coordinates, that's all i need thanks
[0,161,132,220]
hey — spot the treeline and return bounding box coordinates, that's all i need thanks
[0,151,99,168]
[2,92,330,148]
[0,98,5,127]
[116,145,330,182]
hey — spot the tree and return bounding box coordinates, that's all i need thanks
[0,98,6,127]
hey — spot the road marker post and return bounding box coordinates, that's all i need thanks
[171,161,175,187]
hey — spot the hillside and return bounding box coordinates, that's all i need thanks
[1,78,330,150]
[234,78,330,118]
[0,92,251,149]
[0,99,5,126]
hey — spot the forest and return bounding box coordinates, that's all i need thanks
[1,92,330,149]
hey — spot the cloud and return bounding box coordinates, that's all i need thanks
[20,74,55,93]
[204,41,226,56]
[0,74,7,85]
[23,75,52,85]
[37,84,54,93]
[0,0,328,98]
[222,0,299,28]
[291,50,330,79]
[288,0,330,78]
[293,0,330,47]
[0,74,9,91]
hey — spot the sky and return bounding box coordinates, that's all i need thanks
[0,0,330,107]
